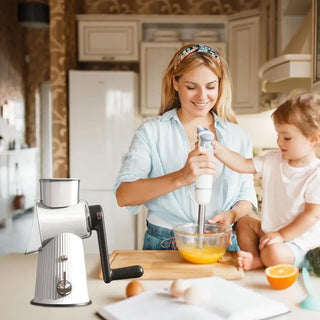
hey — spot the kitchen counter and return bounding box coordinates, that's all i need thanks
[1,253,320,320]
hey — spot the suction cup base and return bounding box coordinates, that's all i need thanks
[31,299,92,307]
[299,298,320,311]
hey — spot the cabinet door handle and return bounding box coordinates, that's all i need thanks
[101,56,115,61]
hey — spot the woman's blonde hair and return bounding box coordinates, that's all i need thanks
[159,43,236,123]
[272,92,320,139]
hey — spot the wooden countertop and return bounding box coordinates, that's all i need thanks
[1,252,320,320]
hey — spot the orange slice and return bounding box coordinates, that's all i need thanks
[265,264,299,290]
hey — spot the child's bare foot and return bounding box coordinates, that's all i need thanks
[237,250,263,271]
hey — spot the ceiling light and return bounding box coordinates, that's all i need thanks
[18,2,49,29]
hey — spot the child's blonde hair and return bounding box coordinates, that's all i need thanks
[272,92,320,139]
[159,43,237,123]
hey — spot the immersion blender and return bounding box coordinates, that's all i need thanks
[195,126,215,247]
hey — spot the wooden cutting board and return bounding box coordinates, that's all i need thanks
[98,250,244,280]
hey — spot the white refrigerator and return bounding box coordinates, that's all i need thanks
[69,70,139,253]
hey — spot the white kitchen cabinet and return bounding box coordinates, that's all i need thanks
[312,0,319,92]
[260,0,278,64]
[0,148,39,226]
[77,15,228,116]
[78,20,139,61]
[0,154,9,225]
[7,149,39,211]
[228,10,260,114]
[140,42,182,116]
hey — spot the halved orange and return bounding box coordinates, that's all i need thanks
[265,264,299,290]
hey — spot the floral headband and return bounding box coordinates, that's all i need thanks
[174,43,220,69]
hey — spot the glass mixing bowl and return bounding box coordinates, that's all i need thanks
[173,223,232,264]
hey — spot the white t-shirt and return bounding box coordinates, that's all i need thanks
[253,151,320,251]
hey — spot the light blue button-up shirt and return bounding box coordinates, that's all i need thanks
[114,108,257,227]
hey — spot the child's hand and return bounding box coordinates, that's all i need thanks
[207,210,236,226]
[207,213,234,246]
[259,232,284,250]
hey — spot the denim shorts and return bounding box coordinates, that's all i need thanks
[143,220,240,251]
[143,221,177,250]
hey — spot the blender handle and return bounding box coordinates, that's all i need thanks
[89,205,144,283]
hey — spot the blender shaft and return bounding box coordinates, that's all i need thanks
[197,204,206,234]
[197,204,206,248]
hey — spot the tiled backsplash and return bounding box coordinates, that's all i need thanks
[237,109,278,149]
[237,110,279,216]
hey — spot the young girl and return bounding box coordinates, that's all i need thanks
[212,93,320,270]
[114,43,257,250]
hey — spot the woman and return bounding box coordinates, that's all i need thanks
[114,43,257,250]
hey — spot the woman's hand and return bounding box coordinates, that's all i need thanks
[259,232,284,250]
[179,145,216,186]
[207,210,236,226]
